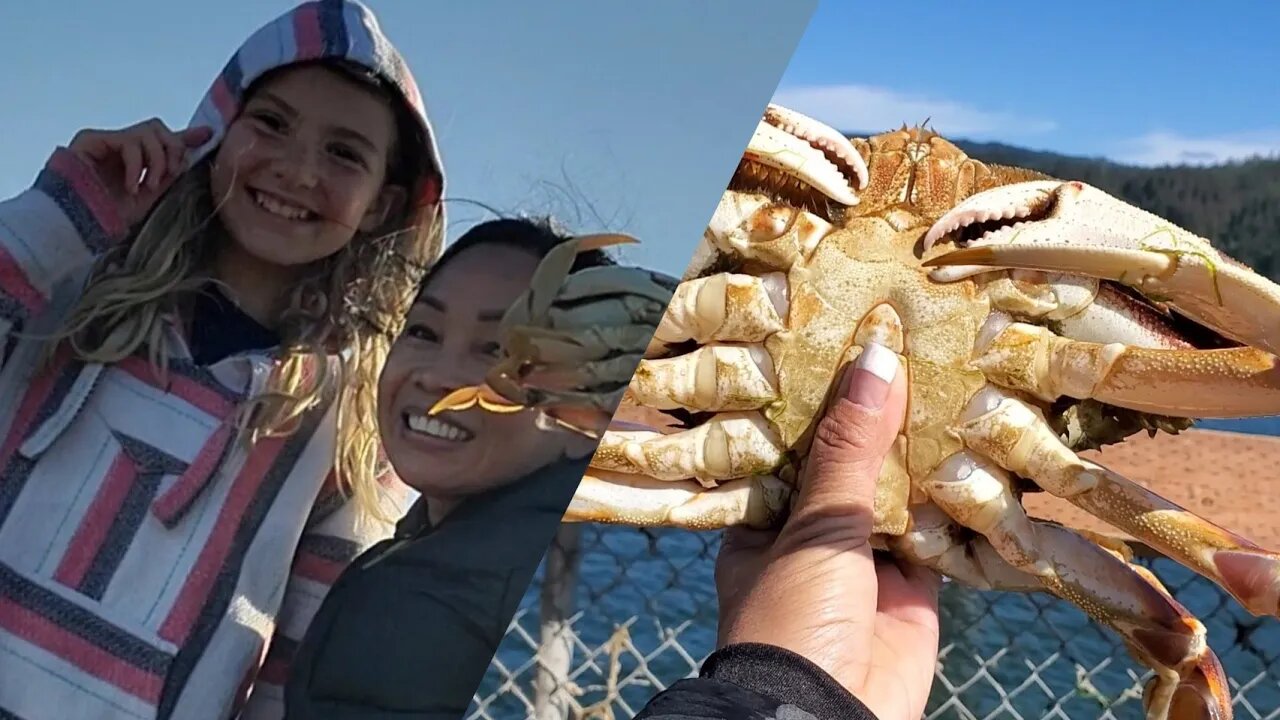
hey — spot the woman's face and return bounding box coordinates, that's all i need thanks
[377,244,581,498]
[209,63,405,269]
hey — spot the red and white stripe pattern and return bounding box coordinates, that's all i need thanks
[0,153,413,720]
[0,2,432,715]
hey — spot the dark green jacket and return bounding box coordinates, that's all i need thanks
[283,456,590,719]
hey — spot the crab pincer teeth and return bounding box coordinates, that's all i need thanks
[746,105,864,207]
[925,180,1280,359]
[762,103,869,192]
[922,180,1063,252]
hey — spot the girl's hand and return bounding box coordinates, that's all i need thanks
[68,119,213,227]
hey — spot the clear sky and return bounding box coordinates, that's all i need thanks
[0,0,816,276]
[774,2,1280,166]
[6,2,1273,278]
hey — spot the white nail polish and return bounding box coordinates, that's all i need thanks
[856,341,899,384]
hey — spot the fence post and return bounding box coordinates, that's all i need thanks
[534,524,583,720]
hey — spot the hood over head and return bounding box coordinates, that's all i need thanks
[187,0,444,226]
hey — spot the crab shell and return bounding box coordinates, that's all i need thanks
[564,105,1280,719]
[429,233,677,438]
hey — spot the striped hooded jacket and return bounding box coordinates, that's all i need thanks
[0,2,444,718]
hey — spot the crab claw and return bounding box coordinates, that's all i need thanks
[430,233,673,442]
[745,104,867,207]
[504,233,640,328]
[923,180,1280,359]
[428,384,527,416]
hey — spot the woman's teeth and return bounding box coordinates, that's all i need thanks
[405,412,473,442]
[252,190,315,221]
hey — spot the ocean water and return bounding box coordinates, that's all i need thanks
[476,417,1280,719]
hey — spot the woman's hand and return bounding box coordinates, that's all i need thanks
[714,342,942,720]
[69,119,213,227]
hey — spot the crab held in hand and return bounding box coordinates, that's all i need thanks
[429,233,678,439]
[564,105,1280,719]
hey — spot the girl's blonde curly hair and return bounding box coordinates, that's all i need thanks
[46,60,443,524]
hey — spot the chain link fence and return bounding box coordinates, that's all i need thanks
[467,524,1280,720]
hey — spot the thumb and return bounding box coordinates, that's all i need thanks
[784,342,907,548]
[717,342,907,684]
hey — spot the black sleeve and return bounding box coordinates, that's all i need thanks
[632,643,880,720]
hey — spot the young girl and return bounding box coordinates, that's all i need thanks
[0,2,444,718]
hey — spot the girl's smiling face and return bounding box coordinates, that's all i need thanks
[210,63,406,270]
[377,244,587,501]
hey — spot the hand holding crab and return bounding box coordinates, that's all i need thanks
[563,105,1280,719]
[716,346,943,720]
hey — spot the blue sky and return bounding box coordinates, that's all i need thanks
[3,2,1274,279]
[0,0,815,276]
[774,2,1280,166]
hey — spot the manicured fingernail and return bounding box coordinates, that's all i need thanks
[846,341,897,409]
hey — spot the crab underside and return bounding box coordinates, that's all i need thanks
[544,106,1280,720]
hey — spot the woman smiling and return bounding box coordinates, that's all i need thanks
[284,217,669,718]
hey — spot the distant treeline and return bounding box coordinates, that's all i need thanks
[851,132,1280,280]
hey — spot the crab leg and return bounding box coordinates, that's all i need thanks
[984,274,1198,350]
[628,344,780,411]
[513,325,656,364]
[972,317,1280,417]
[503,233,643,324]
[892,503,1232,720]
[924,180,1280,359]
[706,193,837,270]
[651,272,788,348]
[920,451,1049,576]
[590,412,786,485]
[564,469,790,530]
[956,386,1280,618]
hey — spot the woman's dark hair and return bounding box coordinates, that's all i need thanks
[419,217,617,293]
